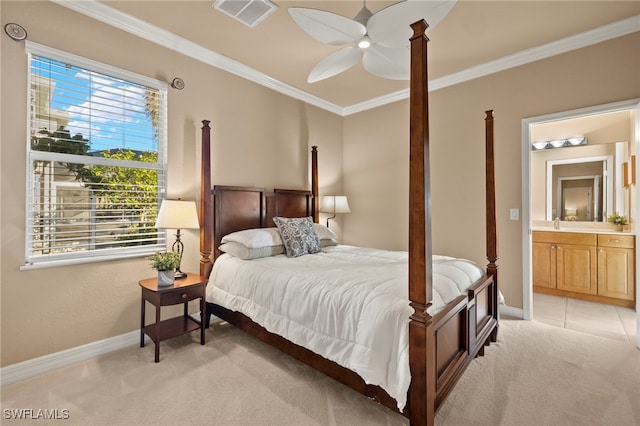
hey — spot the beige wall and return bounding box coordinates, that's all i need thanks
[342,101,410,250]
[342,32,640,308]
[0,1,343,366]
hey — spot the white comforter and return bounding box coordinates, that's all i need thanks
[207,245,484,410]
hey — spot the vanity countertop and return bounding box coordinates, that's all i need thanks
[531,227,633,236]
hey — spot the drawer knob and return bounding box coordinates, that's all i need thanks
[181,293,187,299]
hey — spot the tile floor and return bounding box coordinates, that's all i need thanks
[533,292,637,344]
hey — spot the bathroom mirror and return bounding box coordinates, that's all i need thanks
[530,109,633,224]
[545,156,613,221]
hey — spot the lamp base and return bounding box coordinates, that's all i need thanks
[174,270,187,279]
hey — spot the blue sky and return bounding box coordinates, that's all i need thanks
[33,56,158,154]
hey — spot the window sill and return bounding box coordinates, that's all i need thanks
[21,249,162,270]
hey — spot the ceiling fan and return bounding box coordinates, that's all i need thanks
[288,0,456,83]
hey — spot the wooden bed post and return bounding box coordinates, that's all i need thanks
[485,110,499,341]
[408,19,435,426]
[200,120,213,278]
[311,146,319,223]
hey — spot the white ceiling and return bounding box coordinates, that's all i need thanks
[56,1,640,115]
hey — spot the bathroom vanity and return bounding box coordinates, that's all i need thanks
[533,230,635,307]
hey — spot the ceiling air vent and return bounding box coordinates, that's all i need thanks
[212,0,279,28]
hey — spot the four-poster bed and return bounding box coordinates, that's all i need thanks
[197,21,499,426]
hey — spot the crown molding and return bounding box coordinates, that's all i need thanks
[51,0,345,115]
[51,1,639,117]
[428,14,640,93]
[343,89,410,116]
[344,14,640,115]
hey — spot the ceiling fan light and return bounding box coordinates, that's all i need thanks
[358,35,371,49]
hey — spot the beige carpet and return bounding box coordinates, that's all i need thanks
[1,318,638,426]
[437,318,639,426]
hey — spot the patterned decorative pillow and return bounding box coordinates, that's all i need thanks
[273,216,321,257]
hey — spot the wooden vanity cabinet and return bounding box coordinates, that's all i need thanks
[532,241,556,289]
[533,231,635,307]
[556,242,598,295]
[533,232,597,295]
[597,234,635,301]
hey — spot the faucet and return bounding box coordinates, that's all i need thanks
[553,217,560,230]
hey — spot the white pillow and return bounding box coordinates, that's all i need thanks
[321,239,338,247]
[219,241,285,260]
[313,223,338,241]
[221,227,282,248]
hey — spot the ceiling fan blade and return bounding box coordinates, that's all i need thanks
[307,47,363,83]
[288,7,366,45]
[368,0,457,48]
[362,45,410,80]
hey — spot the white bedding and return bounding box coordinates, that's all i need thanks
[207,244,484,410]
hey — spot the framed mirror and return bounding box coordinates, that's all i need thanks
[545,156,613,221]
[530,109,633,225]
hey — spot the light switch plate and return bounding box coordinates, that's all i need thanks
[510,208,519,220]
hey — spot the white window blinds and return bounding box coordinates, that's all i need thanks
[25,42,168,268]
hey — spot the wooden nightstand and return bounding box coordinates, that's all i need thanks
[139,272,207,362]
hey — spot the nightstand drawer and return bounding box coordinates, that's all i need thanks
[160,285,203,305]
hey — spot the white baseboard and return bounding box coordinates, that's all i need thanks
[501,304,524,319]
[1,313,209,387]
[0,330,146,387]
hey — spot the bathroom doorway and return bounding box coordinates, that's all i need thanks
[521,98,640,348]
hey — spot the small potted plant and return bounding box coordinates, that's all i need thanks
[607,212,628,232]
[148,251,181,286]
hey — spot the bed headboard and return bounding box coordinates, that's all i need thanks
[199,120,319,277]
[211,185,313,262]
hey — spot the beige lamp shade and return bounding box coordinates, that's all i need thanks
[320,195,351,228]
[155,199,200,229]
[320,195,351,214]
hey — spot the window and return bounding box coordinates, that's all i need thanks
[24,42,168,268]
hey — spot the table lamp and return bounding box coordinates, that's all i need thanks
[319,195,351,228]
[155,199,200,279]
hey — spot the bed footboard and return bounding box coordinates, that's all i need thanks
[428,273,499,411]
[468,275,498,357]
[431,295,469,409]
